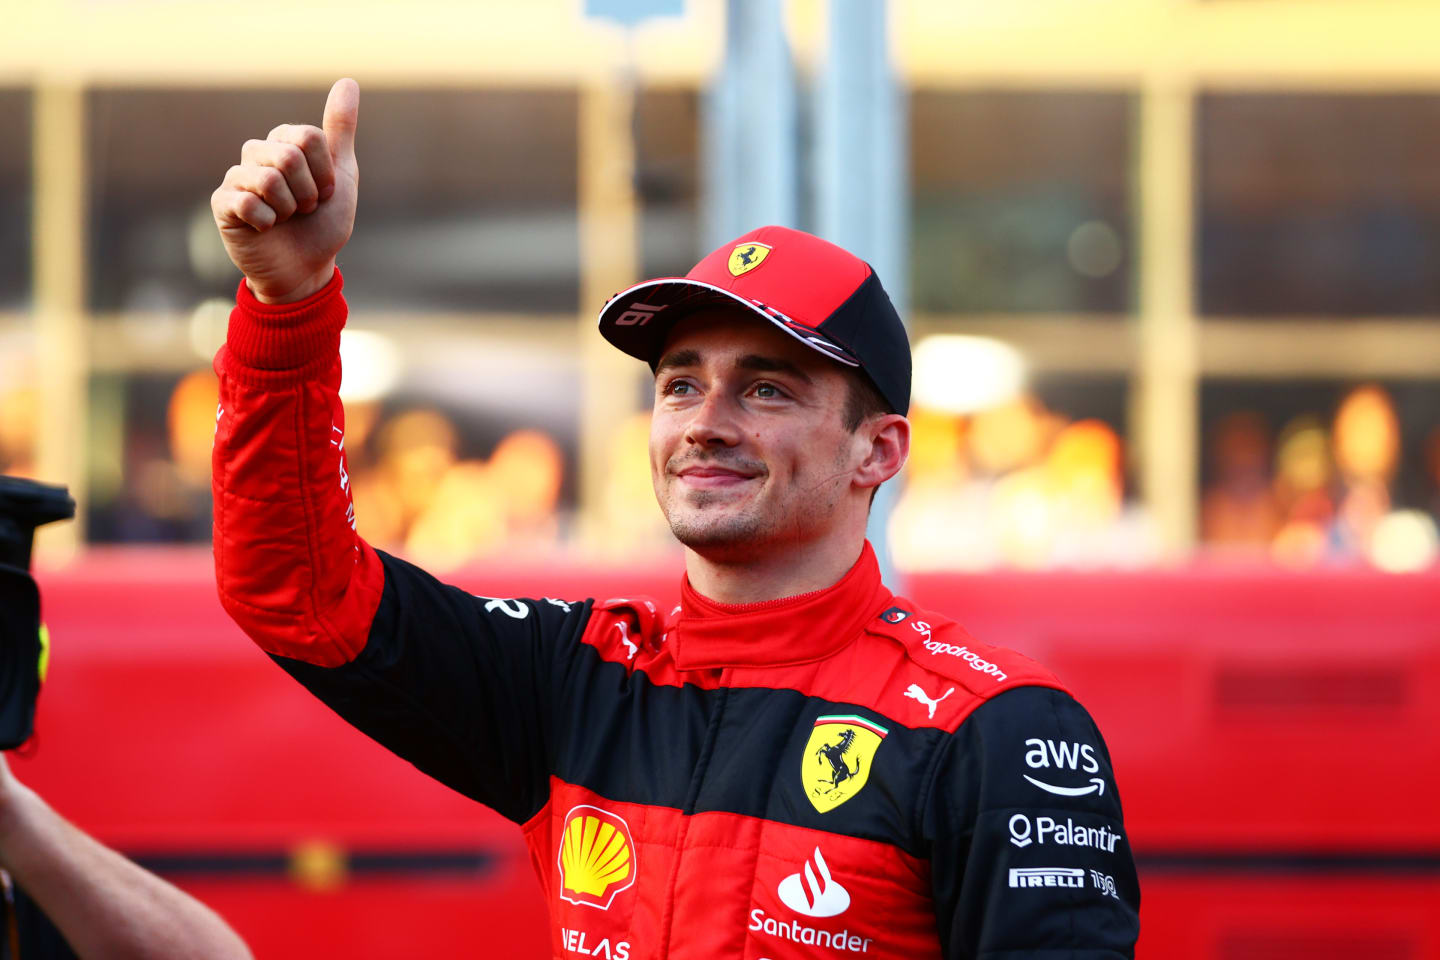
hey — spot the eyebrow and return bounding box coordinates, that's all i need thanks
[654,349,814,384]
[654,349,701,375]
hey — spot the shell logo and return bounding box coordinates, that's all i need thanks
[558,805,637,910]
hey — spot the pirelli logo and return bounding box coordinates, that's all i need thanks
[1009,867,1084,889]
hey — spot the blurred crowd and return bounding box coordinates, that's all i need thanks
[1201,385,1438,572]
[0,373,570,568]
[890,399,1149,571]
[2,369,1434,573]
[893,381,1439,573]
[329,402,567,569]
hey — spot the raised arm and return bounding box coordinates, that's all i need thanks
[209,78,379,668]
[206,81,590,822]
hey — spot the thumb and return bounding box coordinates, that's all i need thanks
[322,77,360,166]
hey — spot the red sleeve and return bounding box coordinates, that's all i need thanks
[211,269,385,668]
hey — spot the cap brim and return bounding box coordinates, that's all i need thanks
[598,278,861,369]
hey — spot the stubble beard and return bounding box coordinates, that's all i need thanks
[662,479,844,559]
[663,486,773,555]
[659,442,854,557]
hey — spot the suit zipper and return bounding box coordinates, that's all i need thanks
[657,674,730,956]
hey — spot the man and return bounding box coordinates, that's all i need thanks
[0,478,251,959]
[209,79,1139,958]
[0,753,253,959]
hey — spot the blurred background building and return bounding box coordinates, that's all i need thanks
[4,0,1438,576]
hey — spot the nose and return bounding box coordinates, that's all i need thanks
[684,391,743,449]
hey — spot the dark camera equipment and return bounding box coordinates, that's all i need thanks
[0,477,75,751]
[0,477,81,960]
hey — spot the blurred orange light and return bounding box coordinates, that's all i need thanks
[490,429,564,526]
[969,397,1045,475]
[1274,415,1331,499]
[1333,384,1400,483]
[167,368,221,486]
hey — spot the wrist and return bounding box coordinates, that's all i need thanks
[247,263,337,305]
[223,268,347,376]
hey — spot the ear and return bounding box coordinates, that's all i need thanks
[853,414,910,493]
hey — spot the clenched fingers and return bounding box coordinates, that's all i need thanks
[232,161,298,223]
[211,161,300,231]
[266,123,336,204]
[238,138,315,215]
[211,180,277,232]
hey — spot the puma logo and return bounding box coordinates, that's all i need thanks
[903,683,954,719]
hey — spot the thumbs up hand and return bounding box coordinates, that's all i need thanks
[210,78,361,303]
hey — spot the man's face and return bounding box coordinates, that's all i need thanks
[649,308,864,558]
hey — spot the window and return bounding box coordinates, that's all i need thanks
[0,89,30,310]
[1199,93,1440,317]
[636,87,700,281]
[0,89,33,477]
[88,87,580,316]
[910,91,1133,315]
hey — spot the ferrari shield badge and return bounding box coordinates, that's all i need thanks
[727,241,772,277]
[803,714,888,813]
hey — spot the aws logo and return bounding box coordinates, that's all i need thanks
[1023,738,1106,798]
[728,241,772,277]
[558,805,636,910]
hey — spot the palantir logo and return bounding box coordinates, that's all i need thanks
[777,846,850,918]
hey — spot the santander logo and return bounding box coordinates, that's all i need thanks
[777,847,851,918]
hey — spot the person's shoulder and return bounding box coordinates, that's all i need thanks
[861,599,1069,732]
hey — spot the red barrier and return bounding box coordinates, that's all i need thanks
[907,568,1440,853]
[17,549,1440,959]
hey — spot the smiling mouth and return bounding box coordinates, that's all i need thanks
[669,455,766,490]
[676,467,758,488]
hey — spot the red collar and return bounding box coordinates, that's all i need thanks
[672,541,892,671]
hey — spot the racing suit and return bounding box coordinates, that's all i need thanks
[211,270,1140,959]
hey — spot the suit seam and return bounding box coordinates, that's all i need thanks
[223,489,306,506]
[914,727,950,850]
[291,385,324,642]
[293,383,357,661]
[217,587,309,618]
[1048,690,1079,948]
[542,601,595,792]
[742,822,767,957]
[212,392,228,601]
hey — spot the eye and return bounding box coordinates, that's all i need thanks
[753,381,784,399]
[662,379,695,396]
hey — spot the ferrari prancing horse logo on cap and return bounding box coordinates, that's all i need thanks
[728,242,772,277]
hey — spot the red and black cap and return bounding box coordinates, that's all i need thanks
[598,225,911,416]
